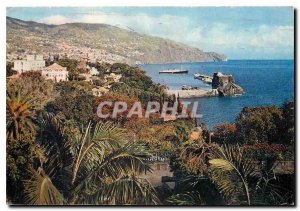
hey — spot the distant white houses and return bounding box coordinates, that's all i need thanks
[41,63,68,82]
[105,73,122,82]
[13,54,45,74]
[90,67,99,76]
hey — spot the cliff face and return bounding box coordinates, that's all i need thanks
[6,17,227,64]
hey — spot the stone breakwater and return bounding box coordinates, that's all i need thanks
[165,89,218,98]
[165,71,244,98]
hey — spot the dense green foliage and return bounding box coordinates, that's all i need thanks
[236,105,284,144]
[56,57,79,80]
[167,102,295,205]
[8,72,57,110]
[211,103,295,160]
[45,94,96,125]
[110,64,168,102]
[6,62,294,205]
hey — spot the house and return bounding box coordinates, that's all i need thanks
[104,73,122,82]
[41,63,68,82]
[90,67,99,76]
[92,86,109,97]
[13,54,45,74]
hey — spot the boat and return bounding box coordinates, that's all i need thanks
[159,69,188,74]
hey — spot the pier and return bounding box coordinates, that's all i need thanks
[165,89,218,98]
[194,73,213,84]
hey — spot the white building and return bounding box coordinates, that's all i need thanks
[41,63,68,82]
[13,54,45,74]
[105,73,122,82]
[90,67,99,76]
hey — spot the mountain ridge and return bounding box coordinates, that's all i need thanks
[6,16,227,64]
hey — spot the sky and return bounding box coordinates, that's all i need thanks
[7,7,294,59]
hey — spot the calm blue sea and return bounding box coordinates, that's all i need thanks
[140,60,294,128]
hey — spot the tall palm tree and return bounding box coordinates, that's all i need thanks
[24,117,159,205]
[69,121,159,205]
[6,88,36,140]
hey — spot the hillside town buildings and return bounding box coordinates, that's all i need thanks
[13,54,45,74]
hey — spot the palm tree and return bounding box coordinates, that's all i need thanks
[6,88,48,204]
[208,144,291,205]
[69,121,159,205]
[24,117,159,205]
[6,88,36,140]
[208,144,256,205]
[166,142,292,206]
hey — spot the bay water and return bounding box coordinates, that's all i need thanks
[140,60,294,128]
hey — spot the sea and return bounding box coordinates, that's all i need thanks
[140,60,294,128]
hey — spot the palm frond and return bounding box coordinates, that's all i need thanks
[209,159,234,171]
[97,177,160,205]
[92,121,127,148]
[73,143,152,191]
[208,144,255,205]
[39,113,76,177]
[71,121,133,185]
[24,168,64,205]
[166,191,203,205]
[6,87,37,140]
[96,143,152,183]
[167,175,224,205]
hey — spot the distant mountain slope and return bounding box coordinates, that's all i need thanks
[6,16,226,64]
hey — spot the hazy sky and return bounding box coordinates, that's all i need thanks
[7,7,294,59]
